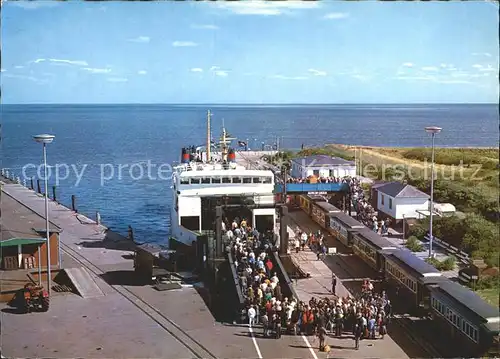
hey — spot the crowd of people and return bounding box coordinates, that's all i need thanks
[285,175,353,184]
[228,217,393,352]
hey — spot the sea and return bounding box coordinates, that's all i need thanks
[1,104,498,244]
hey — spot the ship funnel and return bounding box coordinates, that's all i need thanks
[181,148,190,164]
[228,148,236,163]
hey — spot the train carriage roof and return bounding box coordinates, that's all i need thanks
[385,249,442,278]
[329,211,365,229]
[315,201,341,213]
[353,228,397,249]
[430,280,499,331]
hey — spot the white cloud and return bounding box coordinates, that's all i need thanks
[402,62,414,68]
[191,68,204,72]
[394,75,436,81]
[107,77,128,83]
[172,41,198,47]
[352,74,371,82]
[214,70,229,77]
[138,70,147,75]
[8,1,59,9]
[31,58,88,66]
[472,52,492,57]
[2,73,47,83]
[129,36,150,43]
[210,66,220,71]
[436,79,471,84]
[421,66,439,72]
[479,65,497,72]
[1,69,6,72]
[215,1,320,16]
[308,69,327,76]
[14,65,25,69]
[270,75,308,80]
[472,64,483,69]
[191,24,219,30]
[323,12,349,20]
[82,67,112,74]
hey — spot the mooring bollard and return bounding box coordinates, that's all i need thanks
[37,179,42,194]
[96,211,101,225]
[52,186,57,201]
[31,177,35,190]
[71,195,77,212]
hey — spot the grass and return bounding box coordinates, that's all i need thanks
[328,144,499,202]
[476,288,499,307]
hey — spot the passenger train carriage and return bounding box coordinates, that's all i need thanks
[311,201,341,229]
[428,280,499,357]
[297,196,498,355]
[327,211,365,247]
[381,249,446,312]
[350,228,398,273]
[298,194,325,216]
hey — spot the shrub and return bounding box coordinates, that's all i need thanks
[440,256,457,271]
[425,257,442,269]
[475,273,500,290]
[405,236,424,252]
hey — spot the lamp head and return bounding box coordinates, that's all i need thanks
[424,126,442,134]
[33,134,55,144]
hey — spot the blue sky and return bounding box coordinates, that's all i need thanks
[1,1,499,104]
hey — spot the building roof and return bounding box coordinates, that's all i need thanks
[0,238,46,247]
[291,155,355,167]
[1,191,61,242]
[376,182,429,199]
[432,280,499,325]
[386,249,442,277]
[353,228,398,249]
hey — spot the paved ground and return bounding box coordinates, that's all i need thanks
[287,211,415,359]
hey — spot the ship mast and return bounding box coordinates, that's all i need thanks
[206,110,211,162]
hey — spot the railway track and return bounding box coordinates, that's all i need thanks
[60,242,217,359]
[287,214,442,358]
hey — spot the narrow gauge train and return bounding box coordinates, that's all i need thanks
[297,194,499,355]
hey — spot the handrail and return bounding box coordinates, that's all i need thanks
[423,234,470,264]
[227,250,245,308]
[271,251,300,302]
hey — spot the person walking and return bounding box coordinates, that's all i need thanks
[331,274,337,295]
[317,325,327,351]
[248,305,256,327]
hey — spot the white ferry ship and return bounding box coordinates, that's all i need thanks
[170,110,276,247]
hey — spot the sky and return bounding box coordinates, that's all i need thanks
[1,0,499,104]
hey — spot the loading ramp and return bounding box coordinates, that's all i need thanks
[64,267,104,298]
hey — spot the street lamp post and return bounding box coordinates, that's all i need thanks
[424,126,442,258]
[33,134,55,296]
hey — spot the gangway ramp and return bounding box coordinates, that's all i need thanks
[64,267,104,298]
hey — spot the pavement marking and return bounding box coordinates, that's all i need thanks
[301,334,319,359]
[248,326,263,359]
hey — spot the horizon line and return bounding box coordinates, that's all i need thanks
[1,102,498,106]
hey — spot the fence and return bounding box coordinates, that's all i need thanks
[423,234,470,264]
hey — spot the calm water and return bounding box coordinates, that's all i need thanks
[1,104,498,243]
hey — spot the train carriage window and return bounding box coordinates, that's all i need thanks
[212,177,221,183]
[233,177,242,183]
[263,177,272,184]
[252,177,261,183]
[191,177,200,184]
[201,177,211,184]
[222,177,231,183]
[243,177,252,183]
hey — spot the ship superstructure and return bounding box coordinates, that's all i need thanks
[170,110,276,246]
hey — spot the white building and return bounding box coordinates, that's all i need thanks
[290,155,356,179]
[375,182,430,221]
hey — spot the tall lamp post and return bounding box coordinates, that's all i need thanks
[424,126,442,258]
[33,134,55,296]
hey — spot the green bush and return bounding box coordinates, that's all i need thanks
[401,148,499,168]
[425,257,442,269]
[440,256,457,271]
[474,273,500,290]
[405,236,424,252]
[408,225,427,241]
